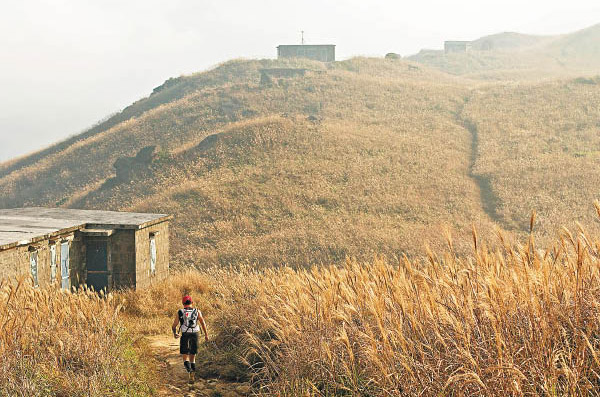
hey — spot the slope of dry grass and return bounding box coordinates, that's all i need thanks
[76,76,495,266]
[0,58,500,267]
[1,56,599,268]
[4,212,600,395]
[464,80,600,243]
[0,280,156,396]
[115,211,600,395]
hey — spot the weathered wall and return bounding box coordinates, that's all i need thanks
[109,229,136,289]
[0,245,39,283]
[69,236,85,288]
[135,221,169,289]
[0,233,81,289]
[277,45,335,62]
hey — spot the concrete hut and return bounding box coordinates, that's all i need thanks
[444,41,472,54]
[277,44,336,62]
[0,208,171,291]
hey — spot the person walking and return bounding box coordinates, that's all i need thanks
[172,295,208,383]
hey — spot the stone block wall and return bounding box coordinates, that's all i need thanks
[0,232,81,289]
[135,221,169,289]
[110,229,136,289]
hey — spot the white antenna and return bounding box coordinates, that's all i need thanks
[301,30,305,45]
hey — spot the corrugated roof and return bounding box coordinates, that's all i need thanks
[0,208,170,250]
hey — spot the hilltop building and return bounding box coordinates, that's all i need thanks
[277,44,336,62]
[444,41,472,54]
[0,208,171,291]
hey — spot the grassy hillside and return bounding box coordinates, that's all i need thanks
[463,79,600,238]
[7,222,600,395]
[0,58,500,267]
[1,39,600,266]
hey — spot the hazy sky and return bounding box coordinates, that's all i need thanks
[1,0,599,162]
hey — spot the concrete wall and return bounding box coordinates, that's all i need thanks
[277,45,335,62]
[0,245,41,284]
[444,41,472,53]
[0,232,81,289]
[69,235,85,288]
[108,229,136,289]
[135,221,169,289]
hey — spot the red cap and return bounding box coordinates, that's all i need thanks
[182,295,193,305]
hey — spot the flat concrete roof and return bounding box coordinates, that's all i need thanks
[277,44,335,47]
[0,208,171,250]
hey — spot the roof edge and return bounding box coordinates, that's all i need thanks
[0,224,82,252]
[0,214,173,251]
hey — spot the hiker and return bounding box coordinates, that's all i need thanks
[172,295,208,382]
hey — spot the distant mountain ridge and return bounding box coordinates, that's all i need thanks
[470,32,552,51]
[410,23,600,78]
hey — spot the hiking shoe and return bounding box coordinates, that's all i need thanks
[188,372,195,384]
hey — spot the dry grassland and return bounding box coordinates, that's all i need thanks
[121,212,600,395]
[0,280,156,396]
[464,80,600,242]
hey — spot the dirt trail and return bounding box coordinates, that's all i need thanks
[455,96,507,228]
[147,335,252,397]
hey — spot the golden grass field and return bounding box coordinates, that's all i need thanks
[0,280,156,396]
[4,214,600,395]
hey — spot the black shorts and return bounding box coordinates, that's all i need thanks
[180,332,199,355]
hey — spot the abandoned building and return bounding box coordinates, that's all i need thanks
[0,208,171,291]
[444,41,472,54]
[277,44,336,62]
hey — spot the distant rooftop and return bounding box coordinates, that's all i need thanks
[0,208,171,249]
[276,44,336,47]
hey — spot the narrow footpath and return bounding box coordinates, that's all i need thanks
[147,335,252,397]
[455,95,506,227]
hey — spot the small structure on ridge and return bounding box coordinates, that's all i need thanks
[277,44,336,62]
[444,41,472,54]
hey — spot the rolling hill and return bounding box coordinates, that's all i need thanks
[2,24,600,267]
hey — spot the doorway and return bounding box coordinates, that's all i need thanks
[86,240,108,292]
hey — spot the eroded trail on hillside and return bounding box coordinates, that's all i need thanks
[455,96,505,227]
[147,335,252,397]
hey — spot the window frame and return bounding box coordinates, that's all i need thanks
[30,249,39,287]
[149,235,157,276]
[50,244,57,283]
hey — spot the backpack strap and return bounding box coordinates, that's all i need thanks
[177,309,184,333]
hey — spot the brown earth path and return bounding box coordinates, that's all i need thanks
[147,335,253,397]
